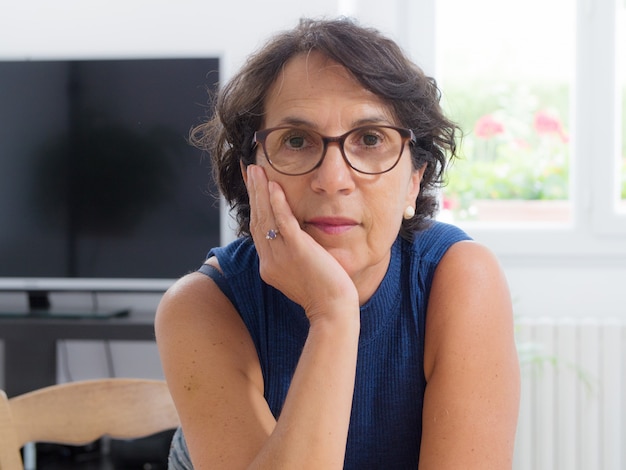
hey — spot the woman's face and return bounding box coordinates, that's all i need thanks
[256,52,424,296]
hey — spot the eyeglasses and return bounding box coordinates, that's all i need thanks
[252,125,416,176]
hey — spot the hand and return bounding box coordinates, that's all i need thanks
[246,164,359,319]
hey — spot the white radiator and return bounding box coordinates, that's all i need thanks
[514,317,625,470]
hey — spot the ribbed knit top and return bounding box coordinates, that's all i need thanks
[197,221,471,469]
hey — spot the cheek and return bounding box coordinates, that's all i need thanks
[363,187,405,233]
[368,176,416,232]
[381,177,413,212]
[269,176,309,215]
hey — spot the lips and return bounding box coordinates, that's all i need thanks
[305,216,358,235]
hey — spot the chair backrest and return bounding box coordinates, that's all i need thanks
[0,378,180,470]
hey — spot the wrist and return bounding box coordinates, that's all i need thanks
[306,297,361,336]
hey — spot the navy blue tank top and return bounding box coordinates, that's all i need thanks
[171,221,470,469]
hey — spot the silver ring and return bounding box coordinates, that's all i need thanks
[265,228,279,240]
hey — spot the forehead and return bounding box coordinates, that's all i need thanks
[269,52,360,94]
[263,51,395,127]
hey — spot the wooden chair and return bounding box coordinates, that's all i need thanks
[0,378,180,470]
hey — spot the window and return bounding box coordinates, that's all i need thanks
[428,0,626,256]
[585,0,626,234]
[436,0,574,226]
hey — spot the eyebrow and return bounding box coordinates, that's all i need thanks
[272,115,396,131]
[274,116,316,128]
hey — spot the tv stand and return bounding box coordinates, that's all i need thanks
[0,290,129,319]
[20,307,130,319]
[28,290,51,310]
[0,308,156,396]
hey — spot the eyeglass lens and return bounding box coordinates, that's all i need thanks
[259,126,409,175]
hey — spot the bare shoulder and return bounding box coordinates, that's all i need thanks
[434,239,506,286]
[155,260,261,391]
[156,257,222,321]
[424,240,514,376]
[155,257,235,345]
[155,256,262,393]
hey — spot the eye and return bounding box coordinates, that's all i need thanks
[361,132,382,146]
[351,127,387,149]
[277,129,318,151]
[285,134,305,149]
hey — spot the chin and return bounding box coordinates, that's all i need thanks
[326,248,359,274]
[332,251,372,282]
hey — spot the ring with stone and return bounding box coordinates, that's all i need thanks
[265,228,279,240]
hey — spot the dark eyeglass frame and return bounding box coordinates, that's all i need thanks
[252,125,417,176]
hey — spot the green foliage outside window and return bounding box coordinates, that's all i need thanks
[441,79,571,213]
[442,80,626,213]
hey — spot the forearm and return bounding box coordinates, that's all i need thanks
[249,308,360,469]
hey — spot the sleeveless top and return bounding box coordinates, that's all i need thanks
[168,221,471,469]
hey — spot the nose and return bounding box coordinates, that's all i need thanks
[310,141,356,194]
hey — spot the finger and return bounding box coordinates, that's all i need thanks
[247,165,273,236]
[267,180,300,241]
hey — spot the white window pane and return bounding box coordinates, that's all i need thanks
[436,0,575,224]
[617,0,626,207]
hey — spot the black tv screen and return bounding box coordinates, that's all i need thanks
[0,58,221,282]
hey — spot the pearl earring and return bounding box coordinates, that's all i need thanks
[403,206,415,220]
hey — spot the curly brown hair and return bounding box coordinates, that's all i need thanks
[190,17,459,239]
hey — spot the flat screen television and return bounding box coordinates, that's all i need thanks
[0,57,221,314]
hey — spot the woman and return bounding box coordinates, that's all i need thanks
[156,18,520,469]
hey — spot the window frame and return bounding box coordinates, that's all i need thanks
[583,0,626,235]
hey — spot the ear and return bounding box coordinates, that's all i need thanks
[405,164,425,207]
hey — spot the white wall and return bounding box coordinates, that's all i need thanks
[0,1,328,62]
[0,0,407,74]
[501,263,625,319]
[0,0,624,385]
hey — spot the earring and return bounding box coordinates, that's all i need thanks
[403,206,415,220]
